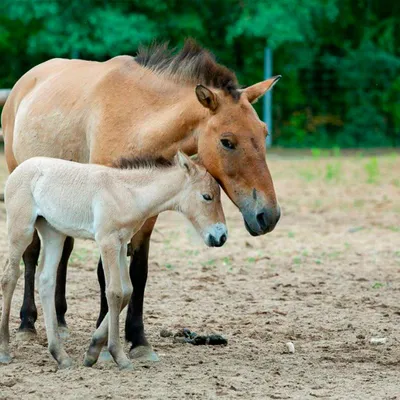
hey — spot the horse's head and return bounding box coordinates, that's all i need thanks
[197,76,281,236]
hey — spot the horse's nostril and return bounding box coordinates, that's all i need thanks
[256,211,268,231]
[219,234,227,246]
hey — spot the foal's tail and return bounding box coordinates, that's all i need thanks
[0,193,4,202]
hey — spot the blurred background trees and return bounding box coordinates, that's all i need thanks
[0,0,399,147]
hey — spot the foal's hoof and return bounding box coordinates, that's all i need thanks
[129,345,159,362]
[83,353,97,368]
[119,360,134,371]
[58,358,73,370]
[16,329,37,342]
[58,326,70,340]
[98,349,113,362]
[0,353,12,364]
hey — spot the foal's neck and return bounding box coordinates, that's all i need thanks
[123,166,186,219]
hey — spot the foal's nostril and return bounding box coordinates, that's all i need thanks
[208,235,216,247]
[208,233,226,247]
[256,211,268,232]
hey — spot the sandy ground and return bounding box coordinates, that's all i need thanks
[0,151,399,400]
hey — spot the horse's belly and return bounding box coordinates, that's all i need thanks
[12,79,91,165]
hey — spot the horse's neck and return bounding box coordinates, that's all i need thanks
[124,167,186,218]
[130,82,207,159]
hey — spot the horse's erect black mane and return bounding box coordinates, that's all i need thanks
[113,156,174,170]
[135,38,240,100]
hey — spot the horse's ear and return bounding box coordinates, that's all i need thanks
[195,84,218,111]
[176,150,197,176]
[244,75,281,104]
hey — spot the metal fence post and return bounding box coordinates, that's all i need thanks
[264,47,273,147]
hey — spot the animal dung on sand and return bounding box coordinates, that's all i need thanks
[170,328,228,346]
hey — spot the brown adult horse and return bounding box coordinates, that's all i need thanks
[1,39,281,360]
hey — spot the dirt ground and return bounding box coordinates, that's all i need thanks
[0,151,399,400]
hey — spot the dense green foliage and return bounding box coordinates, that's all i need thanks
[1,0,399,147]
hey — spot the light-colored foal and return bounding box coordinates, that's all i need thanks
[0,151,227,369]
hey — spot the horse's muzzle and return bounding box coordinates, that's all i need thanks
[243,206,281,236]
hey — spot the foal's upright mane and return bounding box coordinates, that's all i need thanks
[113,156,174,170]
[135,38,240,99]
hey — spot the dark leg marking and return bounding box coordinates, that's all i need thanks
[125,235,151,349]
[96,258,108,328]
[55,237,74,328]
[19,230,41,333]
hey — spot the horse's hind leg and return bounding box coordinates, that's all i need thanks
[55,236,74,337]
[17,231,40,340]
[36,220,72,369]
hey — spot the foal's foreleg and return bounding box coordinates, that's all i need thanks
[84,245,133,367]
[86,238,132,370]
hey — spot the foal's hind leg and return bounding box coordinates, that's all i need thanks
[17,231,40,340]
[0,219,36,363]
[0,258,22,363]
[36,220,72,369]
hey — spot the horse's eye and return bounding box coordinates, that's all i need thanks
[202,194,213,201]
[220,139,236,150]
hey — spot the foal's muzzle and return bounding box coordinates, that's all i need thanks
[205,223,228,247]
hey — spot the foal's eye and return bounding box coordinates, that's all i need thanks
[202,194,213,201]
[220,139,236,150]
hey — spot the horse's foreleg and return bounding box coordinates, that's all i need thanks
[55,236,74,336]
[125,216,159,361]
[18,230,40,339]
[95,258,108,328]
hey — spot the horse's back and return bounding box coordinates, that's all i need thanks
[2,56,135,172]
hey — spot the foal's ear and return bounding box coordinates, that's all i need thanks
[176,150,197,176]
[195,84,218,112]
[244,75,281,104]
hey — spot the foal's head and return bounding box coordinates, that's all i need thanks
[175,151,227,247]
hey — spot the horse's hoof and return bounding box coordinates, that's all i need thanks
[129,345,159,362]
[58,326,70,340]
[0,353,12,364]
[16,329,37,342]
[58,358,73,370]
[83,353,97,368]
[119,360,134,371]
[98,349,113,362]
